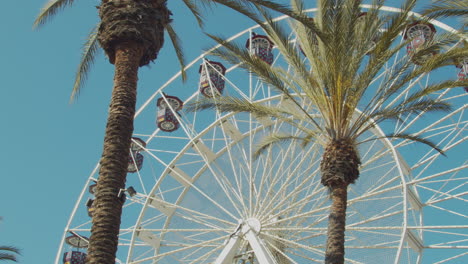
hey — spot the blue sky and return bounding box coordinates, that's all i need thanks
[0,1,466,264]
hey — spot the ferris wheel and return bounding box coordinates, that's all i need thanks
[56,5,467,264]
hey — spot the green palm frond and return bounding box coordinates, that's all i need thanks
[0,246,20,262]
[216,0,296,21]
[361,44,463,113]
[421,0,468,20]
[70,24,100,102]
[33,0,75,29]
[187,96,294,120]
[207,30,325,130]
[209,0,265,26]
[207,33,294,93]
[186,96,322,135]
[383,132,445,155]
[253,133,317,159]
[165,23,187,82]
[385,50,468,97]
[181,0,205,27]
[354,99,451,139]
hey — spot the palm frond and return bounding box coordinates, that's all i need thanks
[70,24,100,102]
[253,133,315,159]
[186,96,322,136]
[0,246,20,262]
[386,49,468,97]
[420,0,468,20]
[181,0,205,27]
[165,23,187,82]
[207,30,325,130]
[186,96,292,119]
[209,0,265,25]
[207,33,293,94]
[33,0,75,29]
[384,132,446,155]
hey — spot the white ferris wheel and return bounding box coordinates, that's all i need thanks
[56,5,467,264]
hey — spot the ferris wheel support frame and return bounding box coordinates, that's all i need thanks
[214,219,279,264]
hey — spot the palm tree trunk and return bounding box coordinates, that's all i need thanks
[325,183,348,264]
[87,41,143,264]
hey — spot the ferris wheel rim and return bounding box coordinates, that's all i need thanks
[56,5,467,264]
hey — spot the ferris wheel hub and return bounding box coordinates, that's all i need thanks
[242,218,262,235]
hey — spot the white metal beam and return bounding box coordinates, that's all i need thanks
[149,196,175,217]
[169,165,193,187]
[136,230,161,248]
[213,234,242,264]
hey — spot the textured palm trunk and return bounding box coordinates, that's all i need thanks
[86,0,170,262]
[87,42,143,264]
[325,183,348,264]
[320,139,360,264]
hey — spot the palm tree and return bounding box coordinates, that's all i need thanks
[0,246,20,262]
[33,0,292,263]
[188,0,468,263]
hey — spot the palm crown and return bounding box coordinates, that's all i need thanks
[33,0,292,101]
[192,0,467,160]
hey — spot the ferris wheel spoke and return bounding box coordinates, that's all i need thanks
[261,232,325,257]
[254,142,322,218]
[423,230,468,246]
[424,188,468,207]
[131,235,227,264]
[433,252,468,264]
[169,207,235,231]
[172,140,251,220]
[409,163,468,186]
[348,208,405,229]
[426,203,467,219]
[218,126,252,216]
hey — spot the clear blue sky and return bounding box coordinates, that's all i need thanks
[0,1,465,264]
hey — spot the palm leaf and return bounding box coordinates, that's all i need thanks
[165,23,187,82]
[70,24,100,102]
[181,0,205,27]
[253,133,317,159]
[0,246,20,262]
[378,132,446,155]
[33,0,75,29]
[421,0,468,20]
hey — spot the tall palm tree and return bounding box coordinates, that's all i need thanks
[33,0,291,263]
[189,0,468,263]
[0,246,20,262]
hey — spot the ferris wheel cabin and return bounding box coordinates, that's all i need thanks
[199,60,227,97]
[246,33,274,65]
[404,21,437,65]
[63,234,88,264]
[157,95,183,132]
[130,137,146,152]
[127,152,144,173]
[455,57,468,92]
